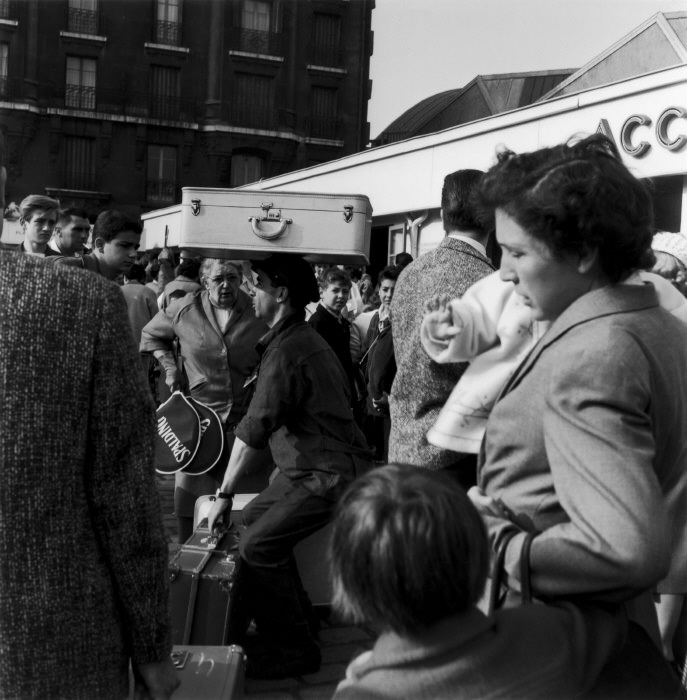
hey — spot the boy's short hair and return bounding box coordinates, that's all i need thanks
[329,464,489,636]
[19,194,60,222]
[93,210,142,243]
[57,207,90,227]
[125,263,147,283]
[377,265,400,286]
[319,267,352,290]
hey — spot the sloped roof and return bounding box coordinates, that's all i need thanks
[372,70,573,146]
[540,11,687,100]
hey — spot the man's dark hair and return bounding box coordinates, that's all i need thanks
[57,207,90,227]
[93,210,142,243]
[175,258,200,280]
[441,169,486,232]
[394,252,413,269]
[125,263,146,283]
[377,265,400,285]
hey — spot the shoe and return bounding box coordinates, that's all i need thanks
[246,644,321,680]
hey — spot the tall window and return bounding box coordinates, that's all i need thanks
[312,13,341,67]
[0,43,8,98]
[65,56,96,110]
[230,153,263,187]
[240,0,271,53]
[68,0,98,35]
[233,73,274,128]
[147,145,177,203]
[63,136,96,190]
[155,0,181,45]
[311,87,338,139]
[0,0,9,19]
[149,65,180,120]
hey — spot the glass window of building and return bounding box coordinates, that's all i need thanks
[0,43,8,98]
[311,86,338,139]
[65,56,96,110]
[149,65,180,120]
[67,0,98,35]
[233,73,274,128]
[312,13,341,67]
[240,0,271,53]
[155,0,181,45]
[63,136,96,190]
[230,153,263,187]
[147,145,177,203]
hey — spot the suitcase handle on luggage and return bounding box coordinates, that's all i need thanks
[248,214,292,240]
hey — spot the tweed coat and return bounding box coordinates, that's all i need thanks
[388,237,494,468]
[0,251,171,699]
[478,284,687,612]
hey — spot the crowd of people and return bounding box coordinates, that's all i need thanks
[2,132,687,697]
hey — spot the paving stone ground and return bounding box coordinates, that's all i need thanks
[155,474,374,699]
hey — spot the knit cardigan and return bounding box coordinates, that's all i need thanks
[0,251,171,699]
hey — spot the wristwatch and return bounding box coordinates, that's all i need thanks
[212,489,234,501]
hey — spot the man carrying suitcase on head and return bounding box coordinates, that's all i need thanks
[207,253,372,680]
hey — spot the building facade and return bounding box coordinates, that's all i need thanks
[0,0,374,222]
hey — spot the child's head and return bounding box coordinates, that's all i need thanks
[92,210,142,275]
[319,267,352,315]
[377,265,400,309]
[329,464,489,636]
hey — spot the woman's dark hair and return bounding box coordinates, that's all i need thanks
[329,464,489,636]
[478,133,654,282]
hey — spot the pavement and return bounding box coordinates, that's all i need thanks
[155,474,375,700]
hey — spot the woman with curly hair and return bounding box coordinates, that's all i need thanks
[468,134,687,695]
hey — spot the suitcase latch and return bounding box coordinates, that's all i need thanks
[191,198,201,216]
[343,205,354,223]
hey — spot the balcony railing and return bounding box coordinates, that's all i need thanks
[67,7,98,34]
[0,76,8,99]
[65,84,96,110]
[146,179,177,203]
[155,20,180,46]
[230,27,282,56]
[230,102,277,130]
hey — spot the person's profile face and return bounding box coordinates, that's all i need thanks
[101,230,141,274]
[57,216,90,254]
[23,208,57,245]
[496,208,593,322]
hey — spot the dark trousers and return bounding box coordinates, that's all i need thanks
[229,470,343,649]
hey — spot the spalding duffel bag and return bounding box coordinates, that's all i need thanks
[154,391,201,474]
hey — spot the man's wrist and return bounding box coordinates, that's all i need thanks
[212,488,234,501]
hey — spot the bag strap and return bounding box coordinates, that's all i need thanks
[488,529,538,613]
[173,337,191,396]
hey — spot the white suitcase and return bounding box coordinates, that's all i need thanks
[141,203,182,250]
[179,188,372,264]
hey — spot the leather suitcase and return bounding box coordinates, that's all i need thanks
[170,645,245,699]
[178,188,372,264]
[194,494,333,607]
[168,523,240,645]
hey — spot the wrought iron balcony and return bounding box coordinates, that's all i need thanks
[230,102,278,130]
[230,27,282,56]
[146,179,177,203]
[65,84,96,110]
[154,20,181,46]
[67,7,98,35]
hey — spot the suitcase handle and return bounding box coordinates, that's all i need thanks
[248,214,292,240]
